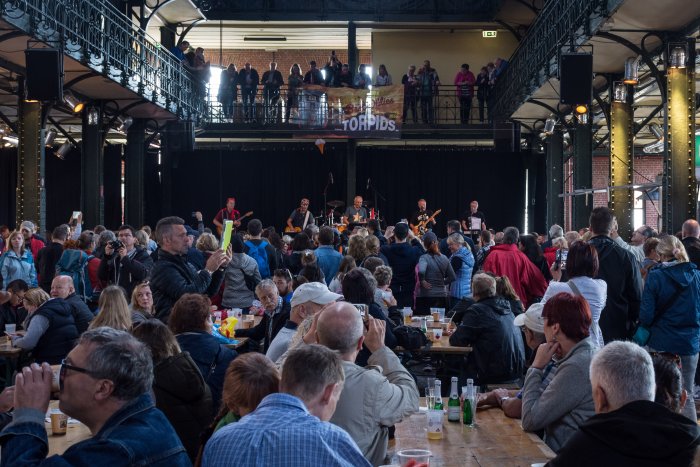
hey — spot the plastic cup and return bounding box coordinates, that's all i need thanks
[430,308,440,322]
[402,307,413,325]
[437,308,445,321]
[4,324,15,334]
[426,409,443,439]
[50,409,68,435]
[50,365,61,392]
[433,327,443,340]
[397,449,431,467]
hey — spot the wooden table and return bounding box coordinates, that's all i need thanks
[395,318,472,355]
[45,401,91,456]
[390,399,555,467]
[0,340,22,388]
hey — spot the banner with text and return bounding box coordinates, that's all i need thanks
[294,84,404,139]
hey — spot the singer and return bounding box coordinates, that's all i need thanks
[342,195,368,225]
[286,198,314,232]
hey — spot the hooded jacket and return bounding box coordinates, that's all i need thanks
[222,252,261,309]
[152,352,213,461]
[449,296,525,383]
[589,235,642,341]
[381,241,423,294]
[0,250,37,289]
[547,400,700,467]
[482,243,548,309]
[640,261,700,355]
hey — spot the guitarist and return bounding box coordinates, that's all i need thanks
[409,199,435,236]
[286,198,314,233]
[214,197,241,234]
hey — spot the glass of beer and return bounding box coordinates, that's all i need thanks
[402,307,413,325]
[430,308,440,322]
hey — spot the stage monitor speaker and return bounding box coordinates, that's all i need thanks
[560,53,592,106]
[165,120,195,152]
[25,49,63,101]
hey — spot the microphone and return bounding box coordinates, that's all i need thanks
[366,178,371,190]
[329,172,334,184]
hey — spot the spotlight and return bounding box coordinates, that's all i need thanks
[576,112,589,124]
[63,92,85,113]
[574,104,588,115]
[623,57,640,85]
[44,128,57,147]
[55,142,73,160]
[116,116,133,133]
[669,46,686,68]
[613,82,627,102]
[649,123,664,140]
[87,107,100,126]
[543,116,556,135]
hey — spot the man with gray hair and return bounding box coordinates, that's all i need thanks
[449,273,525,383]
[482,226,547,309]
[315,301,419,465]
[548,341,700,466]
[203,344,370,466]
[0,327,190,464]
[681,218,700,270]
[19,220,45,260]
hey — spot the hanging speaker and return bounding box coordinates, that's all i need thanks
[559,53,592,106]
[25,48,63,101]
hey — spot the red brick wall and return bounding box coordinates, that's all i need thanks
[204,49,373,76]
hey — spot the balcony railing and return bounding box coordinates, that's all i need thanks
[1,0,203,120]
[202,84,491,127]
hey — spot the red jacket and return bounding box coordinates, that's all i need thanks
[483,243,547,309]
[543,246,559,268]
[28,236,45,260]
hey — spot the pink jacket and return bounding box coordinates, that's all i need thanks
[454,71,476,97]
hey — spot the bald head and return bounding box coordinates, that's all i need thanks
[316,302,364,356]
[50,275,75,299]
[682,219,700,239]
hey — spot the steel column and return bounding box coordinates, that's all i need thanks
[81,105,104,228]
[16,89,44,230]
[572,121,593,230]
[546,131,564,229]
[125,118,146,227]
[610,100,634,240]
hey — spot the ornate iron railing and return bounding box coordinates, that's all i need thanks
[1,0,203,120]
[490,0,624,120]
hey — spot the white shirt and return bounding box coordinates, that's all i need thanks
[542,276,607,348]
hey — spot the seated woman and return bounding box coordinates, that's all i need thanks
[89,285,132,331]
[169,293,237,410]
[195,353,279,464]
[132,319,213,461]
[234,279,290,353]
[130,281,154,325]
[12,288,78,365]
[449,273,525,384]
[341,267,397,366]
[496,276,524,316]
[521,292,596,452]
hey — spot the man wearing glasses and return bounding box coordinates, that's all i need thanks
[0,327,190,465]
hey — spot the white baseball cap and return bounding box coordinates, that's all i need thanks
[514,302,545,334]
[290,282,342,308]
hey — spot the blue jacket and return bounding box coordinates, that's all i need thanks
[0,393,191,466]
[450,246,474,299]
[315,246,343,286]
[0,250,37,289]
[640,261,700,355]
[176,331,237,411]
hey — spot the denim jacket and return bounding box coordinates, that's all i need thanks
[0,393,191,466]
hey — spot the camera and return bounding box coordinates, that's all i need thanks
[109,240,124,251]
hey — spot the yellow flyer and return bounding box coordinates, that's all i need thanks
[220,220,233,251]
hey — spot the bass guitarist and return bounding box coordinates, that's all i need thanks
[409,199,438,236]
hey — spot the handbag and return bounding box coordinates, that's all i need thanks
[632,279,686,346]
[394,325,429,350]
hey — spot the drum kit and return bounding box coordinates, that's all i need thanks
[315,199,382,232]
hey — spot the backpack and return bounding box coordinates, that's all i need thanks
[244,240,271,279]
[56,250,93,302]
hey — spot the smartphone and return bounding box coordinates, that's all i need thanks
[71,211,81,219]
[555,249,568,271]
[352,304,370,329]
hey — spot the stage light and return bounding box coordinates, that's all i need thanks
[2,134,18,146]
[670,46,686,68]
[116,116,133,133]
[44,128,57,146]
[613,83,627,102]
[574,104,588,115]
[63,92,85,113]
[623,57,640,85]
[55,142,73,160]
[543,117,556,135]
[649,123,663,140]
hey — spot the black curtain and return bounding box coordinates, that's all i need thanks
[104,145,123,228]
[45,146,81,231]
[0,149,17,229]
[171,144,528,235]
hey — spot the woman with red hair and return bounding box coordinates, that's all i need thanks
[521,292,596,452]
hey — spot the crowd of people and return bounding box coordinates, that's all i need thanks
[167,43,508,125]
[0,203,699,465]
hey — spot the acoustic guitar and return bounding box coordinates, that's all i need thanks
[216,211,254,235]
[412,209,442,235]
[284,226,302,233]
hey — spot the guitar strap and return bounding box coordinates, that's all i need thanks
[302,210,310,230]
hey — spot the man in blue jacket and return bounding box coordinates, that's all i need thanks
[380,223,423,308]
[0,327,191,466]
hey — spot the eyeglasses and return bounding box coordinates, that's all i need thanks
[59,359,97,391]
[649,351,682,369]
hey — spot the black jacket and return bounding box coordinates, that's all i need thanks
[31,298,79,365]
[0,303,27,330]
[449,296,525,384]
[151,249,225,323]
[589,235,642,341]
[355,302,398,367]
[235,301,290,352]
[381,241,423,294]
[98,246,153,298]
[36,242,64,292]
[175,331,237,411]
[682,236,700,271]
[64,293,94,333]
[547,400,700,467]
[152,352,213,461]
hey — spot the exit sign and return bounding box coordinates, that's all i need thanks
[482,30,497,38]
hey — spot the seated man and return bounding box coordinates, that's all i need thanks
[548,342,700,466]
[317,301,419,466]
[266,282,341,362]
[0,279,28,329]
[0,327,190,465]
[202,344,370,466]
[50,275,95,333]
[449,273,525,384]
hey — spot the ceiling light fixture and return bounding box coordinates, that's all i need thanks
[63,92,85,113]
[55,142,73,160]
[613,82,627,102]
[669,46,686,69]
[44,128,57,147]
[623,57,640,85]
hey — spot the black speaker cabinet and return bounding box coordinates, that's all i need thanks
[25,48,63,101]
[560,53,592,106]
[165,121,195,152]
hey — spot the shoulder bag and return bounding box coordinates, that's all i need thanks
[632,279,686,346]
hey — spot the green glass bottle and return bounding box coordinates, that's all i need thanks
[448,377,460,422]
[433,380,443,410]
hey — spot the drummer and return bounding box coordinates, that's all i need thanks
[342,196,369,225]
[286,198,314,232]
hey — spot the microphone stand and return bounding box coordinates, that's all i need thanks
[368,180,387,229]
[323,176,330,226]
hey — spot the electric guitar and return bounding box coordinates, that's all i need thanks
[412,209,442,235]
[216,211,253,235]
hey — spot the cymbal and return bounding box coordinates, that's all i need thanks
[327,200,345,208]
